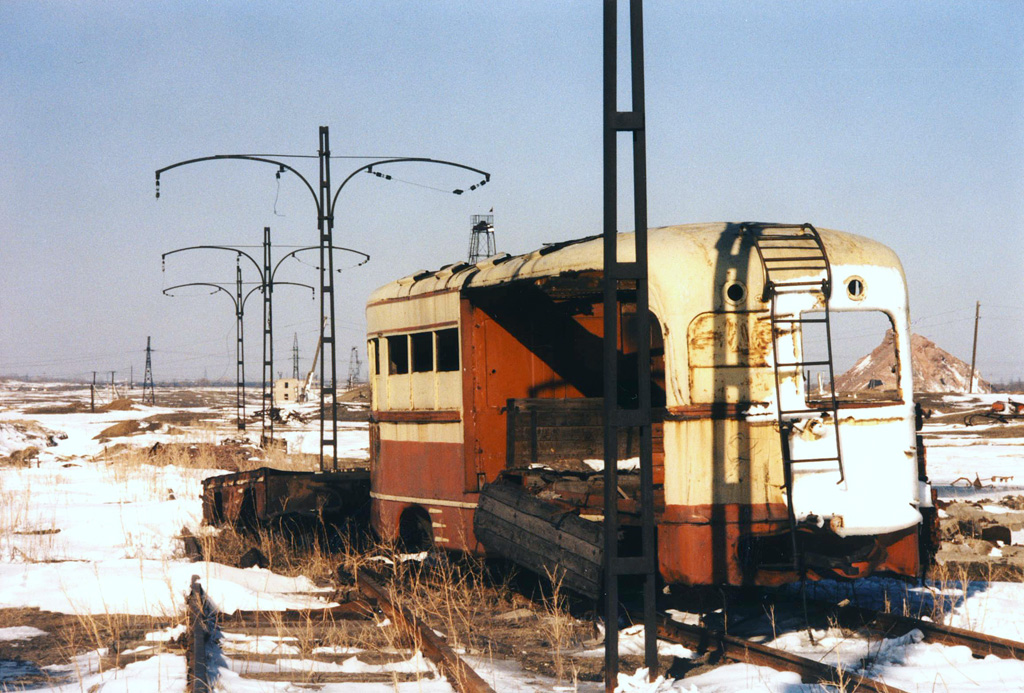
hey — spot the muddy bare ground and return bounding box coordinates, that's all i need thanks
[931,497,1024,581]
[0,608,174,686]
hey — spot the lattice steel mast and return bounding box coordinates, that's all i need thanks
[234,259,246,430]
[467,214,496,263]
[603,0,656,686]
[346,346,362,389]
[142,336,156,405]
[262,226,274,442]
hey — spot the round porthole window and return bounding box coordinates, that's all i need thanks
[846,277,865,300]
[724,281,746,304]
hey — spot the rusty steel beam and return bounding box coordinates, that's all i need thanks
[655,616,909,693]
[356,568,496,693]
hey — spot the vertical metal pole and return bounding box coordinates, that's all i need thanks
[319,126,339,471]
[236,257,246,431]
[263,226,274,443]
[604,1,655,688]
[91,371,96,412]
[629,0,657,676]
[602,2,619,681]
[109,371,116,400]
[969,301,980,394]
[292,333,300,380]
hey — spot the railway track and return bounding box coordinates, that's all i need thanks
[644,593,1024,693]
[180,565,1024,692]
[833,601,1024,661]
[184,569,495,693]
[654,614,903,693]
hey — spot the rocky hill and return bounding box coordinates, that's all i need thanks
[835,331,991,394]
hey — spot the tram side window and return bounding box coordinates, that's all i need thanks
[387,335,409,375]
[369,339,380,376]
[411,332,433,373]
[436,328,459,372]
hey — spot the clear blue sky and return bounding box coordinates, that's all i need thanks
[1,1,1021,383]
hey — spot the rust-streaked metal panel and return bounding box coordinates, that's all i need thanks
[202,468,370,527]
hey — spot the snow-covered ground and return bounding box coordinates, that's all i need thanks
[923,395,1024,501]
[2,381,1024,691]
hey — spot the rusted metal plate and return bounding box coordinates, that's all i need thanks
[202,467,370,527]
[474,481,603,599]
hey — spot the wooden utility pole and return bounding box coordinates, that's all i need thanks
[969,301,980,393]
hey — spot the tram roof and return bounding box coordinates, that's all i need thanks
[366,222,902,304]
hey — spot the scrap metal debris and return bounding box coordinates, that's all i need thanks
[965,399,1024,426]
[950,473,1015,489]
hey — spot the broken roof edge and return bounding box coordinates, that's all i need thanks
[365,222,903,304]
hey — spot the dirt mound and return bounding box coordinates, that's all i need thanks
[1,446,40,466]
[145,441,263,471]
[97,398,135,412]
[94,420,141,440]
[143,412,209,426]
[339,384,371,403]
[24,402,90,415]
[836,331,992,394]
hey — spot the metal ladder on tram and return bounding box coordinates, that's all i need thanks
[744,223,846,571]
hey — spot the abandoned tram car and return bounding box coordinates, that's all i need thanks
[366,222,936,589]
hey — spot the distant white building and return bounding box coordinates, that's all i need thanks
[273,378,302,405]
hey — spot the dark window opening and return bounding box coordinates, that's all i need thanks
[436,328,459,372]
[411,332,433,373]
[726,282,746,303]
[370,338,380,376]
[802,310,900,403]
[618,308,667,408]
[388,335,409,375]
[847,278,865,300]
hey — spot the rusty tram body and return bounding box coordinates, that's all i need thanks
[366,222,937,588]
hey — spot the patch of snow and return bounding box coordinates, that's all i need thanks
[583,456,640,472]
[0,625,47,641]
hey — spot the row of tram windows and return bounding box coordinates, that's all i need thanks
[370,328,461,412]
[370,327,460,376]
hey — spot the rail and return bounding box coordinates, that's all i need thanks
[184,572,494,692]
[356,567,497,693]
[183,564,1024,692]
[653,614,907,693]
[834,603,1024,661]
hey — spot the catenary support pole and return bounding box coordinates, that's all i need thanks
[318,127,339,471]
[262,227,274,443]
[235,258,246,430]
[602,1,656,688]
[969,301,980,393]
